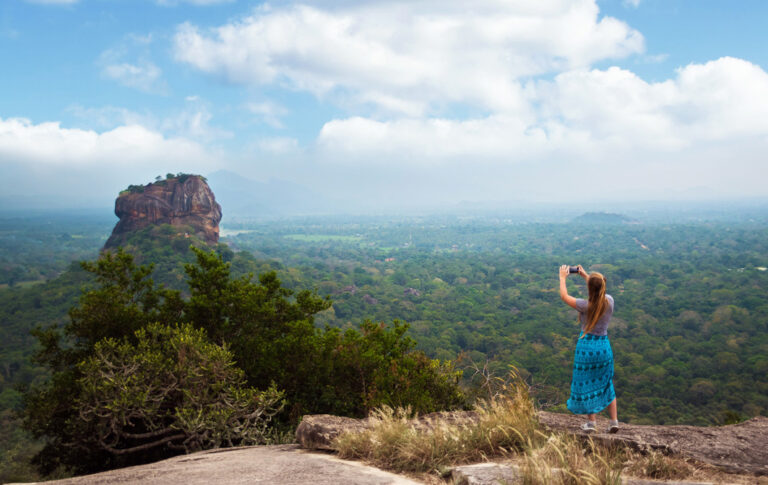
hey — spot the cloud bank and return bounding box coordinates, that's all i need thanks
[6,0,768,208]
[173,0,644,116]
[169,1,768,202]
[0,117,215,205]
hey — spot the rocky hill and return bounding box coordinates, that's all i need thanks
[572,212,639,224]
[104,175,222,249]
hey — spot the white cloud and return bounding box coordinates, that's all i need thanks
[161,104,233,142]
[102,61,165,94]
[0,117,211,168]
[317,57,768,162]
[246,101,289,128]
[540,57,768,146]
[318,115,547,162]
[173,0,643,115]
[623,0,642,8]
[66,105,150,130]
[67,98,231,143]
[312,57,768,199]
[640,53,669,64]
[99,34,167,94]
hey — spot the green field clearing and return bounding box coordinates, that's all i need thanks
[284,234,363,242]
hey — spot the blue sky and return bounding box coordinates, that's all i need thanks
[1,0,767,210]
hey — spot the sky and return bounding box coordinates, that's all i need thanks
[1,0,767,211]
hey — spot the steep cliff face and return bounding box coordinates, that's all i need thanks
[105,175,222,249]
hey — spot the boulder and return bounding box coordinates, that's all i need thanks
[296,415,372,451]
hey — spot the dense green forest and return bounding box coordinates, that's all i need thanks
[0,216,462,480]
[1,207,767,480]
[223,213,768,426]
[0,212,113,287]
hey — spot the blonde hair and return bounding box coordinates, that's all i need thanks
[582,272,608,336]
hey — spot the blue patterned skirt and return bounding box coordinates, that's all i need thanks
[566,332,616,415]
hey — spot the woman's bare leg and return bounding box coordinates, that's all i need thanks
[587,413,596,422]
[606,398,618,421]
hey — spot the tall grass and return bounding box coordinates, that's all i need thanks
[334,378,540,474]
[623,449,695,480]
[521,433,622,485]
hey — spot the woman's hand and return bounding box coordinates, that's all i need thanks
[559,264,570,279]
[578,265,588,279]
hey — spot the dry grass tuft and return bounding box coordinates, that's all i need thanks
[334,378,540,474]
[623,449,695,481]
[521,433,622,485]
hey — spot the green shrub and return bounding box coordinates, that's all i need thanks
[77,323,284,456]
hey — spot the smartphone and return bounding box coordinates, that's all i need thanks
[568,266,579,274]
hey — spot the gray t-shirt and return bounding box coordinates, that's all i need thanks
[574,294,614,336]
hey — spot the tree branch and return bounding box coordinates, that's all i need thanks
[101,433,186,455]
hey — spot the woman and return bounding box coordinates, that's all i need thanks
[559,265,619,433]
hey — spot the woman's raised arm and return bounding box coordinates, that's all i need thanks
[559,265,580,310]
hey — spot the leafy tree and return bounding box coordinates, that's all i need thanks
[183,247,464,418]
[23,249,185,475]
[322,320,465,416]
[22,246,466,476]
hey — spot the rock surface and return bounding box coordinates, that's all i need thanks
[297,411,768,476]
[13,445,420,485]
[538,412,768,476]
[451,463,523,485]
[450,463,719,485]
[105,175,222,249]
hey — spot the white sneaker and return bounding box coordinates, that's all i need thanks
[580,421,596,433]
[608,420,619,434]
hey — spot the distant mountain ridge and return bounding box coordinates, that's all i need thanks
[572,212,639,224]
[206,170,340,218]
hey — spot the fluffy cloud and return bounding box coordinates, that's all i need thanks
[313,57,768,201]
[318,57,768,163]
[539,57,768,148]
[173,0,643,115]
[0,117,211,168]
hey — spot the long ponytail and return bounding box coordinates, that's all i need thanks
[582,272,608,336]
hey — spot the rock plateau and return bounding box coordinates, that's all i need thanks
[296,411,768,476]
[104,175,222,249]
